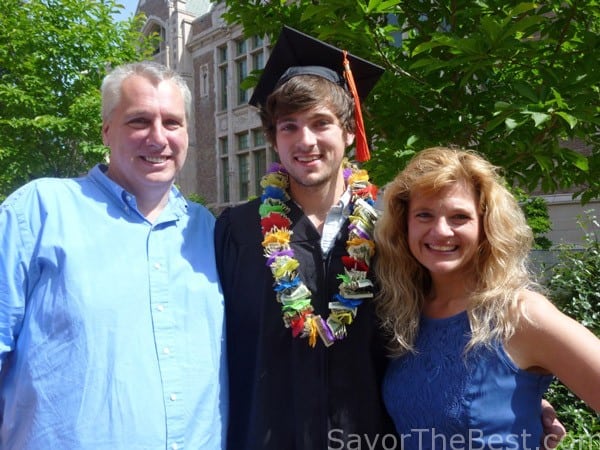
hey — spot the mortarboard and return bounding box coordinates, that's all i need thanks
[249,26,384,162]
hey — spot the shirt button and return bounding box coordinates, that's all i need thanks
[157,304,164,312]
[154,262,161,270]
[170,393,177,401]
[171,443,178,450]
[163,347,170,355]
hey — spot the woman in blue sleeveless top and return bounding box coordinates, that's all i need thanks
[374,147,600,450]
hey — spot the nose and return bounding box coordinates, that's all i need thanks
[297,125,317,148]
[432,216,453,237]
[147,122,168,149]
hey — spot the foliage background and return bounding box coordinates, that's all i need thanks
[225,0,600,202]
[0,0,155,201]
[544,213,600,449]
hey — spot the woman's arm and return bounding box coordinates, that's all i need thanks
[508,290,600,412]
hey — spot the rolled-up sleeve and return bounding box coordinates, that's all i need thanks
[0,188,33,369]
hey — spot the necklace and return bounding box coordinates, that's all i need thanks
[259,160,379,347]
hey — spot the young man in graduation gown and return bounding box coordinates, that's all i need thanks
[215,26,565,450]
[215,26,394,449]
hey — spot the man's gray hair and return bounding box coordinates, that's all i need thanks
[101,61,192,122]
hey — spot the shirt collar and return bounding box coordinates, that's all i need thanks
[338,187,352,216]
[88,164,188,221]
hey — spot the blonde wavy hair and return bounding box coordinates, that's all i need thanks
[374,147,537,356]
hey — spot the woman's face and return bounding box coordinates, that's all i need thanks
[407,181,482,282]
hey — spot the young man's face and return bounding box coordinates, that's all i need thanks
[274,105,354,191]
[102,75,188,199]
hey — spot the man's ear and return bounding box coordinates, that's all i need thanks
[345,132,355,147]
[101,123,110,146]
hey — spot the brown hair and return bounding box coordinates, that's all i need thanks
[375,147,536,356]
[258,75,355,145]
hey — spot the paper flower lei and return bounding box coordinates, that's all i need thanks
[259,160,379,348]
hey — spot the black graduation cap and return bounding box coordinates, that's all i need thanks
[249,26,383,107]
[249,26,384,161]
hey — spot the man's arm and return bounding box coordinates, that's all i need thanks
[0,195,31,371]
[541,399,566,449]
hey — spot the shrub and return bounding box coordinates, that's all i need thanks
[543,211,600,449]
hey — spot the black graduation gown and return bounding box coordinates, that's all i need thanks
[215,198,396,450]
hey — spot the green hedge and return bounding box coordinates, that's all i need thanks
[543,212,600,449]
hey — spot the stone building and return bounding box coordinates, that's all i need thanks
[134,0,598,247]
[136,0,276,212]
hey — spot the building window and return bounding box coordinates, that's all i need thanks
[216,35,271,205]
[218,45,228,110]
[219,66,228,110]
[237,132,249,151]
[236,39,247,55]
[252,52,264,76]
[235,39,248,105]
[252,129,265,147]
[250,39,265,103]
[199,64,209,98]
[146,22,166,56]
[221,157,230,203]
[220,137,230,203]
[236,59,247,104]
[237,132,251,200]
[252,35,264,49]
[238,154,249,200]
[219,137,228,156]
[231,36,268,107]
[218,45,227,63]
[253,149,266,196]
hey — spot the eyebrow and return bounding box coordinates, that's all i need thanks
[278,111,335,122]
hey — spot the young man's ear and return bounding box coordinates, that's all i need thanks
[345,132,355,147]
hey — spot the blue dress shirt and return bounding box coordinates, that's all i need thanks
[0,165,227,449]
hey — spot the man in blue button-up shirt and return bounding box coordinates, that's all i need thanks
[0,62,227,449]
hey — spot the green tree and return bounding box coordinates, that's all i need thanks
[513,187,553,249]
[544,213,600,448]
[0,0,156,200]
[224,0,600,203]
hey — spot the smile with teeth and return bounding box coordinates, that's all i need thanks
[296,155,320,162]
[143,156,168,163]
[427,243,458,252]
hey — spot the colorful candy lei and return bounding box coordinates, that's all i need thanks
[259,160,379,347]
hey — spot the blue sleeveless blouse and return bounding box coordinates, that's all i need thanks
[383,312,554,450]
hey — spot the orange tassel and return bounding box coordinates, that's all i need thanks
[343,50,370,162]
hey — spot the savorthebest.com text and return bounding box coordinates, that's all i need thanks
[327,428,567,450]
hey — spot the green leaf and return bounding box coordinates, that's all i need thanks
[556,112,578,129]
[366,0,400,13]
[505,118,518,130]
[562,148,589,172]
[550,87,568,109]
[513,82,539,103]
[494,101,513,111]
[508,2,539,16]
[524,111,551,127]
[534,153,554,172]
[411,40,446,56]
